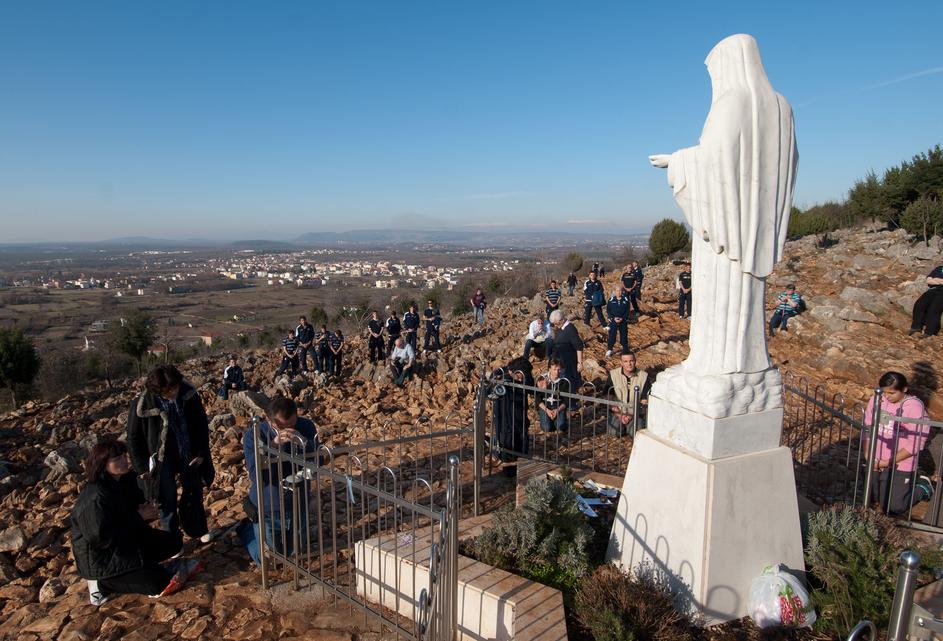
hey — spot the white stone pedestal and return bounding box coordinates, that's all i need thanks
[606,402,804,624]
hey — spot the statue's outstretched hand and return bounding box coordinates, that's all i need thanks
[649,154,670,169]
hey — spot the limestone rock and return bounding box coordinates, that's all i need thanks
[0,525,28,553]
[229,390,270,419]
[209,413,236,430]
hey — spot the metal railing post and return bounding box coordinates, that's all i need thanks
[888,550,920,641]
[251,416,268,590]
[448,455,460,641]
[846,620,877,641]
[473,394,482,517]
[631,384,640,437]
[862,388,883,508]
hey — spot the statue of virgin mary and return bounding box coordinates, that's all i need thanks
[649,34,798,417]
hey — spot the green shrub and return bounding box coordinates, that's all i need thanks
[559,252,585,274]
[900,194,943,245]
[471,476,593,583]
[648,219,690,262]
[805,506,909,635]
[575,563,696,641]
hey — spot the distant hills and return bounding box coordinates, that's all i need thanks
[0,228,649,251]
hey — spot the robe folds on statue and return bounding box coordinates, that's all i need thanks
[666,34,798,376]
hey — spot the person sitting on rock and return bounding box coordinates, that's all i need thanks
[864,371,933,515]
[219,355,247,400]
[769,283,802,336]
[523,315,553,361]
[275,329,300,379]
[239,396,318,566]
[71,437,202,605]
[606,352,650,436]
[536,357,568,433]
[328,329,344,378]
[909,264,943,338]
[389,337,416,387]
[126,365,214,542]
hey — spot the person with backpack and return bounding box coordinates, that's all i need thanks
[583,271,606,327]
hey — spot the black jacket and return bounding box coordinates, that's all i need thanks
[126,382,214,488]
[71,473,150,579]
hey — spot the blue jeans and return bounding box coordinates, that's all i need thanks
[239,508,308,566]
[539,408,567,433]
[474,307,485,324]
[678,291,691,317]
[769,309,796,332]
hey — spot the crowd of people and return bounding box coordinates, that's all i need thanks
[69,258,943,606]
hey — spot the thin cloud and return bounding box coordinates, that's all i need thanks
[796,64,943,109]
[466,191,530,200]
[566,218,610,225]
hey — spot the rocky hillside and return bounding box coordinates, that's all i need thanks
[0,226,940,639]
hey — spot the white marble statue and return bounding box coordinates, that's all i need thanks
[648,34,798,418]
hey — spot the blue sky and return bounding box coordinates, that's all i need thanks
[1,1,941,242]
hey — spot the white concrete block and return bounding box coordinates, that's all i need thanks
[646,395,783,460]
[606,431,805,624]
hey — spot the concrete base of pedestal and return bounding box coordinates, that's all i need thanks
[605,431,805,624]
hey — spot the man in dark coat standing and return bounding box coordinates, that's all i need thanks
[549,309,584,394]
[126,365,214,541]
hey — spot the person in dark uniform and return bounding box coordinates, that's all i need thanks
[385,310,402,353]
[592,261,600,277]
[367,310,385,364]
[606,287,630,356]
[328,329,344,377]
[423,300,441,352]
[403,303,420,351]
[275,330,300,379]
[910,265,943,338]
[620,266,637,314]
[295,316,315,373]
[316,324,330,372]
[678,264,692,319]
[630,261,644,315]
[544,280,562,320]
[582,271,606,327]
[549,309,584,394]
[566,272,577,296]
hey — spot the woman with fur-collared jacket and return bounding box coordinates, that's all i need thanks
[126,364,214,540]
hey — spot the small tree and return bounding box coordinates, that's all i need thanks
[0,327,41,407]
[648,219,690,261]
[308,305,329,327]
[559,252,584,274]
[900,194,943,245]
[109,309,156,373]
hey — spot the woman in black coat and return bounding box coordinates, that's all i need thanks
[126,365,215,539]
[71,437,183,603]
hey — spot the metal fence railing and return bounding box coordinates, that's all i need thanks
[476,367,642,477]
[249,416,469,641]
[782,372,943,532]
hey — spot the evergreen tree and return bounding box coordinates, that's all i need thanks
[109,309,156,373]
[648,218,690,261]
[0,327,41,407]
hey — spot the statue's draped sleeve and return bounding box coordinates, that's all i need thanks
[665,90,797,278]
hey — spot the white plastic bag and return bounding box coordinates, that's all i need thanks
[748,564,816,629]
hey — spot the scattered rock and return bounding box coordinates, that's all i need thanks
[0,525,28,553]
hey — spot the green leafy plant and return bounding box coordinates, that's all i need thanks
[805,506,908,635]
[471,476,593,583]
[575,563,697,641]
